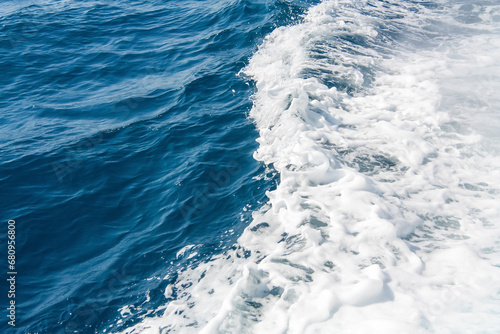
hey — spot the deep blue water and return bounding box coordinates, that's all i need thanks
[0,1,316,333]
[2,0,500,333]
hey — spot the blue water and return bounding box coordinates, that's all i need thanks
[0,1,315,333]
[2,0,500,333]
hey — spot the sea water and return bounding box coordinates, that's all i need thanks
[0,0,499,333]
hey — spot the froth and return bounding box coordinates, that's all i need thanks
[117,0,500,333]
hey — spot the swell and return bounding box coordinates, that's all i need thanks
[0,0,287,333]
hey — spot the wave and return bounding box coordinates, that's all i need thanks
[118,0,500,333]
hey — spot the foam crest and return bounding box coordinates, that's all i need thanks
[118,0,500,332]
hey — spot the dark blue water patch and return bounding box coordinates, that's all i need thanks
[0,0,314,333]
[1,94,271,334]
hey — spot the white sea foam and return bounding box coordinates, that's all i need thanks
[118,0,500,333]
